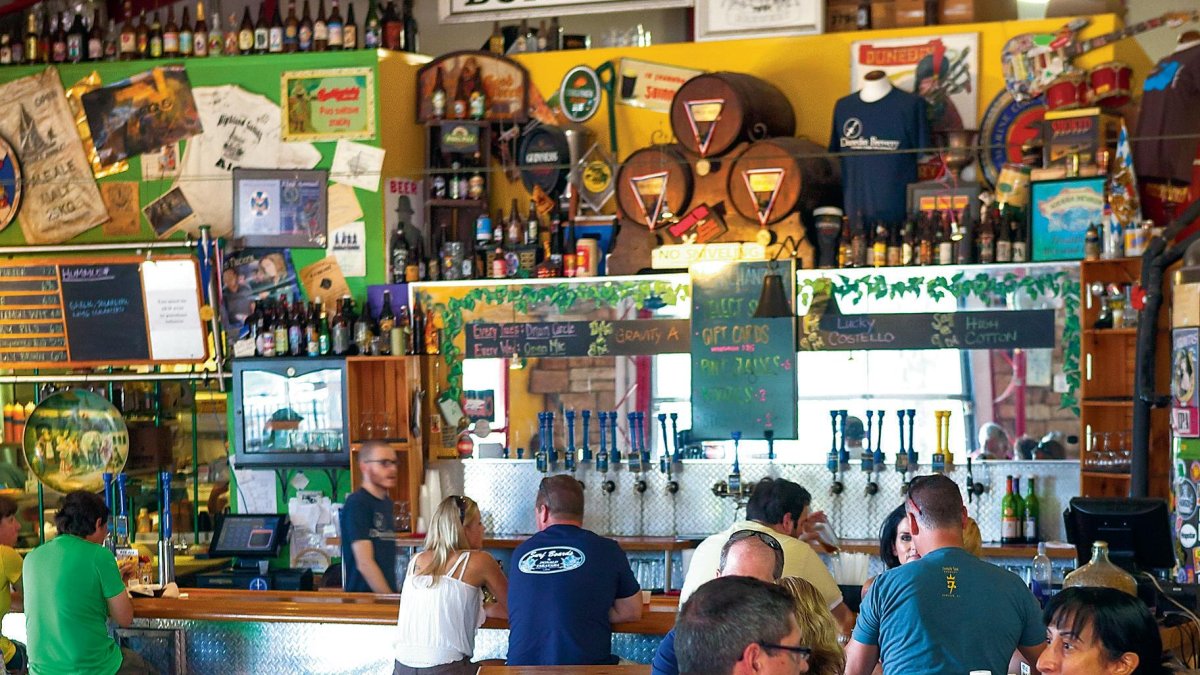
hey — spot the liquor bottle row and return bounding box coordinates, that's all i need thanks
[823,206,1029,270]
[487,18,564,55]
[239,290,441,358]
[0,0,417,66]
[391,200,600,283]
[1001,475,1041,545]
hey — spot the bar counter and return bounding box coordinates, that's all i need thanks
[395,535,701,551]
[131,588,680,634]
[835,539,1078,559]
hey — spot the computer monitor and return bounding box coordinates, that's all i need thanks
[1064,497,1175,574]
[209,514,290,559]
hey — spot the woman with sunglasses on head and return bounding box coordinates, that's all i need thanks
[1037,586,1167,675]
[394,495,508,675]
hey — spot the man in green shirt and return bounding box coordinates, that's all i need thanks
[24,490,158,675]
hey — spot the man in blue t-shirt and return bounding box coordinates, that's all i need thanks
[339,441,397,593]
[846,474,1045,675]
[507,475,642,665]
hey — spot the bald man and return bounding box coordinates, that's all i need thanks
[339,441,398,593]
[652,529,786,675]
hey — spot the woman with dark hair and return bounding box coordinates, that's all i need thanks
[879,503,919,570]
[1038,586,1167,675]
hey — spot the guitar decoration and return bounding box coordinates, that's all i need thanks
[1002,11,1199,102]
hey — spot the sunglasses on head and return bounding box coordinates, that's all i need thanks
[453,495,467,523]
[727,529,783,551]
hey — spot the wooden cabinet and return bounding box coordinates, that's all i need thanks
[1079,258,1171,498]
[346,356,423,530]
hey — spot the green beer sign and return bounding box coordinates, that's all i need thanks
[559,65,602,123]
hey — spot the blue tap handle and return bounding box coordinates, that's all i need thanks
[581,410,593,462]
[874,410,886,467]
[547,411,558,465]
[639,413,650,465]
[102,472,113,509]
[731,430,741,476]
[609,411,620,466]
[625,412,639,471]
[838,411,850,466]
[657,413,670,473]
[117,473,128,518]
[670,412,680,461]
[565,410,577,454]
[907,409,918,466]
[160,471,173,541]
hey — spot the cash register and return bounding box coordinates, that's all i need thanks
[193,514,314,591]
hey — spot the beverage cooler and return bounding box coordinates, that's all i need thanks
[1171,255,1200,581]
[232,357,349,467]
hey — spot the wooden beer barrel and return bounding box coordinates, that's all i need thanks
[670,72,796,158]
[727,137,840,225]
[616,144,693,229]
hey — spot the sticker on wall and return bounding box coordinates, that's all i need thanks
[141,142,182,182]
[281,68,375,142]
[1174,327,1200,437]
[328,220,366,277]
[63,72,128,179]
[331,140,384,193]
[1181,523,1197,549]
[142,186,197,238]
[559,65,602,123]
[299,257,351,309]
[617,58,704,114]
[100,182,140,237]
[1178,479,1198,520]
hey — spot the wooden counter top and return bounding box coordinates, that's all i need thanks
[835,539,1078,559]
[395,535,702,552]
[133,589,679,634]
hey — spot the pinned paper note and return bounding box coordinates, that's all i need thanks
[100,182,141,236]
[328,221,366,277]
[331,139,384,192]
[300,257,351,308]
[327,182,364,230]
[141,143,182,181]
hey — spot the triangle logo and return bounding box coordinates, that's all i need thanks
[685,98,725,155]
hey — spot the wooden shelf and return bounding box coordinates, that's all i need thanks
[1081,471,1131,479]
[345,355,414,363]
[1083,328,1138,336]
[1080,398,1134,407]
[427,198,487,208]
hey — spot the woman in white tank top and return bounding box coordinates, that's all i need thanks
[394,495,508,675]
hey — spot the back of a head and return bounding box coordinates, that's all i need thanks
[0,494,17,521]
[745,477,810,526]
[778,576,845,675]
[55,490,108,539]
[422,495,474,581]
[906,474,964,531]
[718,530,784,581]
[536,474,584,520]
[677,576,797,675]
[1044,587,1166,675]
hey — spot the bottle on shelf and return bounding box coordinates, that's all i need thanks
[526,200,540,247]
[382,1,401,50]
[856,0,872,29]
[1001,475,1020,544]
[994,207,1012,263]
[424,307,438,355]
[488,21,504,55]
[506,199,522,247]
[1010,213,1028,262]
[331,298,349,355]
[50,12,66,63]
[207,11,223,56]
[40,10,53,64]
[283,0,299,51]
[850,219,866,268]
[274,298,290,355]
[1023,477,1039,544]
[886,224,902,267]
[257,301,275,357]
[26,12,40,65]
[1084,222,1101,261]
[269,4,284,53]
[409,302,424,354]
[298,0,314,51]
[224,12,239,56]
[306,301,320,357]
[378,291,396,356]
[317,298,331,355]
[148,10,163,58]
[288,300,304,357]
[401,0,417,52]
[396,306,410,355]
[179,5,194,56]
[872,223,887,268]
[237,6,254,54]
[194,2,210,57]
[253,2,269,53]
[513,19,528,53]
[163,4,179,57]
[547,16,561,50]
[328,0,343,50]
[66,9,84,63]
[522,18,537,53]
[936,212,954,265]
[537,20,548,51]
[314,0,328,50]
[87,7,104,61]
[978,212,995,264]
[363,0,381,48]
[1013,475,1026,538]
[431,65,447,119]
[1030,542,1052,607]
[837,218,852,268]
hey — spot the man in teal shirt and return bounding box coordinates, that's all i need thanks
[846,474,1045,675]
[24,490,157,675]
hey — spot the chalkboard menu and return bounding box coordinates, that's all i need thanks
[690,260,798,440]
[0,257,207,369]
[801,305,1055,351]
[465,319,689,359]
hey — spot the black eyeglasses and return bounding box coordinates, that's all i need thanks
[727,529,783,551]
[453,495,467,523]
[758,642,812,661]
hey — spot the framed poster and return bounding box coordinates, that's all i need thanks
[232,169,329,249]
[416,51,529,123]
[1030,177,1105,262]
[281,68,375,142]
[695,0,823,42]
[80,66,203,166]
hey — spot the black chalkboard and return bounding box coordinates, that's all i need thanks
[690,260,798,441]
[801,301,1055,351]
[59,263,150,363]
[465,319,689,359]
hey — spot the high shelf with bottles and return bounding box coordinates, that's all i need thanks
[1079,257,1171,499]
[422,120,493,280]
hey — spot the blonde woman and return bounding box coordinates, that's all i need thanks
[394,496,508,675]
[779,576,845,675]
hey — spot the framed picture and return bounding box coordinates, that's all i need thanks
[415,51,529,123]
[232,169,329,249]
[281,67,375,142]
[1030,176,1105,262]
[695,0,823,42]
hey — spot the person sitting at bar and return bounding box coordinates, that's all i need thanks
[1037,586,1167,675]
[680,478,852,633]
[340,440,398,593]
[676,576,811,675]
[506,475,642,666]
[394,495,508,675]
[0,495,24,675]
[845,474,1045,675]
[653,529,786,675]
[24,490,157,675]
[780,576,844,675]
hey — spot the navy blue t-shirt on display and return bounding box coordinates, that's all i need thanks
[828,88,930,225]
[507,524,641,665]
[339,488,397,593]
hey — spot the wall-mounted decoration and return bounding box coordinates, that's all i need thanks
[330,139,384,193]
[64,72,128,179]
[143,185,197,237]
[0,133,21,232]
[978,89,1046,189]
[559,66,602,123]
[81,66,203,167]
[141,142,181,181]
[100,182,139,237]
[616,144,692,229]
[232,168,329,249]
[694,0,823,41]
[299,257,351,309]
[416,51,529,123]
[220,248,301,340]
[438,0,691,24]
[1030,176,1105,262]
[281,67,376,142]
[24,389,128,494]
[617,58,704,113]
[519,125,570,197]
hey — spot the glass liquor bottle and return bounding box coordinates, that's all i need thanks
[283,0,299,51]
[342,2,356,49]
[179,5,194,56]
[313,0,328,50]
[327,0,343,50]
[194,2,210,57]
[162,4,179,57]
[298,0,313,51]
[1062,541,1137,596]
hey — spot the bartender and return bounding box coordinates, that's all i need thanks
[339,441,397,593]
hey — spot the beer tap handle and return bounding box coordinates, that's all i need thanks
[838,410,850,468]
[639,412,650,466]
[874,410,886,467]
[597,412,609,473]
[907,408,917,466]
[865,410,874,468]
[581,410,592,462]
[765,429,775,461]
[626,412,640,471]
[829,410,839,457]
[609,411,620,466]
[658,413,670,473]
[547,411,558,466]
[670,412,680,461]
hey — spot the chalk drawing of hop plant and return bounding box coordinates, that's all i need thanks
[588,320,612,356]
[930,314,959,348]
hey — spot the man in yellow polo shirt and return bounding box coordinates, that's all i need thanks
[679,477,853,634]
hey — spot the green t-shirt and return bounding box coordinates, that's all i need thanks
[24,534,126,675]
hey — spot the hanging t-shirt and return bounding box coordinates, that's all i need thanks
[829,88,930,225]
[339,488,397,593]
[507,524,640,666]
[1134,45,1200,184]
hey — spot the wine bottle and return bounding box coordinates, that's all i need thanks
[1013,476,1026,540]
[1023,477,1039,544]
[87,7,104,61]
[51,12,66,63]
[363,0,380,48]
[162,4,179,57]
[327,0,343,50]
[237,7,254,54]
[284,0,299,51]
[526,200,540,247]
[313,0,328,50]
[937,212,954,265]
[269,4,284,53]
[382,1,401,50]
[253,2,269,53]
[179,5,194,56]
[298,0,313,51]
[401,0,416,52]
[342,1,356,49]
[1001,475,1019,544]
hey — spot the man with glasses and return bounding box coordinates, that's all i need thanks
[845,474,1045,675]
[676,576,810,675]
[679,478,851,632]
[339,440,397,593]
[653,528,786,675]
[507,475,642,665]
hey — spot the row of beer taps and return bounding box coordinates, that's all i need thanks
[535,409,685,496]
